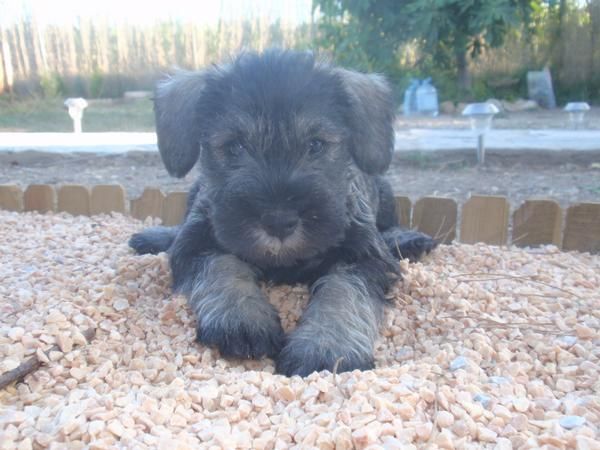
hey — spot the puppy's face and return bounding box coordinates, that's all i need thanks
[154,51,395,267]
[197,56,354,267]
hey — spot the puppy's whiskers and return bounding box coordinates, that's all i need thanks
[251,224,307,264]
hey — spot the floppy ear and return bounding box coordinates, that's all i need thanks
[336,69,395,175]
[153,70,207,178]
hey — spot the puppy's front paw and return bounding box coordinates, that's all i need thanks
[384,229,438,262]
[196,304,285,360]
[129,227,177,255]
[276,334,374,377]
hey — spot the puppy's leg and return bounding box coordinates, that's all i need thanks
[129,226,179,255]
[373,177,437,261]
[276,260,388,376]
[375,176,398,231]
[129,179,204,255]
[188,254,284,359]
[167,213,284,359]
[381,228,438,262]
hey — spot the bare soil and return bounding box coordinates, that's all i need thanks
[1,150,599,208]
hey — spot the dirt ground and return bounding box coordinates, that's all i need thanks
[1,150,599,208]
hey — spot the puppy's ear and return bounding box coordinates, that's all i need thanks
[336,69,395,175]
[154,71,207,178]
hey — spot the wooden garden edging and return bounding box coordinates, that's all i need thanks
[1,184,599,253]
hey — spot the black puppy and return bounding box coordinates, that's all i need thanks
[130,50,436,376]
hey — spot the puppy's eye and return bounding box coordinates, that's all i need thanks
[226,141,246,158]
[308,139,326,156]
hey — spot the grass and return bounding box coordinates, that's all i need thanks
[403,151,433,169]
[0,97,155,132]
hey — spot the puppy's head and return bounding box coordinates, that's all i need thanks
[154,50,394,267]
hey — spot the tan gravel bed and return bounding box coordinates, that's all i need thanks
[0,211,599,449]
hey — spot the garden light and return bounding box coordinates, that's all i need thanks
[462,102,500,165]
[64,98,88,133]
[564,102,590,129]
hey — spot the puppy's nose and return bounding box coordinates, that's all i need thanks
[261,210,299,239]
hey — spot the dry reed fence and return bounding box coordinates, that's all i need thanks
[0,12,313,96]
[0,183,599,253]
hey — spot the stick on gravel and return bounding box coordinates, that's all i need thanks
[0,327,95,390]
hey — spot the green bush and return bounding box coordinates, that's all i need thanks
[89,70,104,98]
[39,73,64,98]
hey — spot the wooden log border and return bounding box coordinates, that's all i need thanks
[1,184,599,254]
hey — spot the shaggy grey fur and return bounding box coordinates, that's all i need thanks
[129,50,437,376]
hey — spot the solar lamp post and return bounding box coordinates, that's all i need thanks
[462,102,500,166]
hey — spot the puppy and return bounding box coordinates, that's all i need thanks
[129,50,436,376]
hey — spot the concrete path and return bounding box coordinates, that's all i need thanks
[0,129,599,153]
[0,132,157,153]
[394,129,600,152]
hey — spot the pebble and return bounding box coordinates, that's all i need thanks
[382,437,405,450]
[17,438,33,450]
[494,438,512,450]
[0,358,20,372]
[575,325,595,339]
[556,379,575,393]
[488,376,509,384]
[415,422,433,440]
[510,413,529,432]
[45,311,67,323]
[1,211,598,449]
[107,420,125,437]
[557,335,577,347]
[352,426,377,448]
[88,420,105,436]
[395,347,414,362]
[113,298,130,312]
[576,436,600,449]
[450,356,467,371]
[435,429,455,449]
[473,393,491,408]
[8,327,25,340]
[513,398,530,413]
[419,387,435,403]
[275,386,295,402]
[559,415,585,430]
[436,411,455,428]
[56,333,73,353]
[333,426,353,449]
[477,425,497,442]
[397,404,415,420]
[492,404,512,420]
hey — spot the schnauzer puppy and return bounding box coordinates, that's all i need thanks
[129,50,436,376]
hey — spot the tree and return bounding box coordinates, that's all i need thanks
[314,0,537,94]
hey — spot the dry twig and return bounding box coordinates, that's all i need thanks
[332,356,350,399]
[448,271,582,299]
[0,327,96,390]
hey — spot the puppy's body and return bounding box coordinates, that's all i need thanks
[130,50,436,376]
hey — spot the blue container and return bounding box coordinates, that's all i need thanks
[415,78,439,117]
[403,79,420,117]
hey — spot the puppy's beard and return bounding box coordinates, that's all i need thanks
[252,224,307,266]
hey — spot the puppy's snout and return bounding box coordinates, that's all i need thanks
[261,210,299,239]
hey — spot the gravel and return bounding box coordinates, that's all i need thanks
[0,210,599,449]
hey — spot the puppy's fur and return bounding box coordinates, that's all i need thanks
[129,50,436,376]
